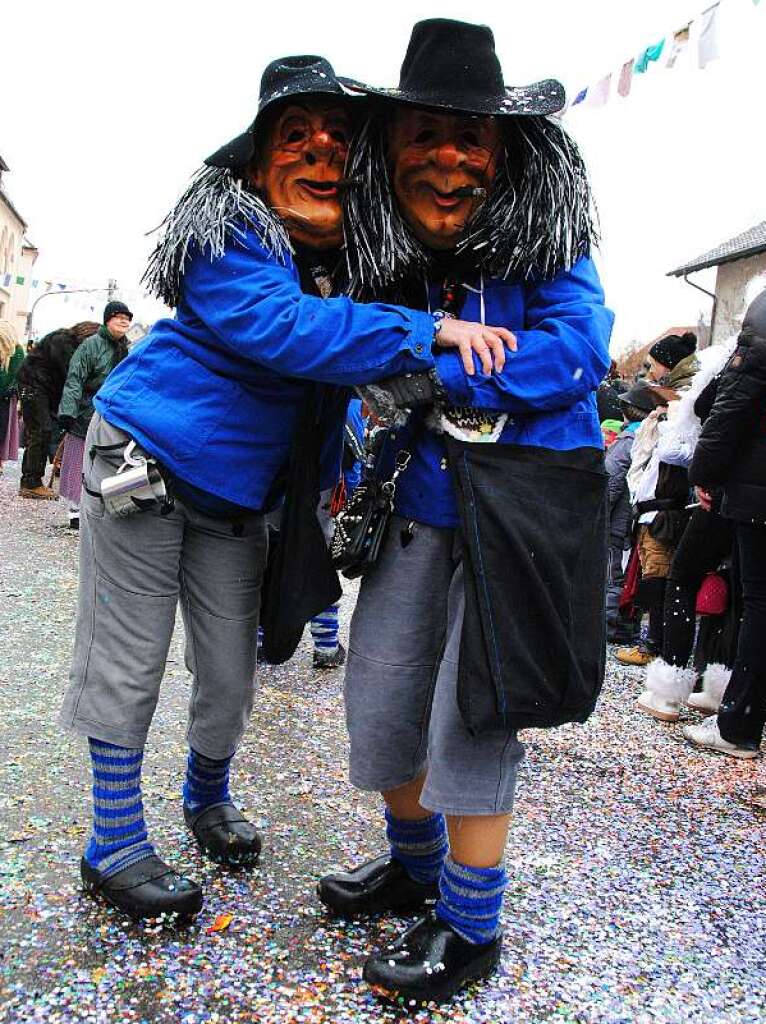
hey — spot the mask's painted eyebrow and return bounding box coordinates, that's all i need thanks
[277,104,350,128]
[455,116,495,132]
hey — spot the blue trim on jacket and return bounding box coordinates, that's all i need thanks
[95,229,436,511]
[386,256,614,528]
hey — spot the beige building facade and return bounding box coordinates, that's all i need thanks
[0,153,38,339]
[669,222,766,347]
[712,251,766,345]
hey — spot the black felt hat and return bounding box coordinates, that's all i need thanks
[648,331,697,371]
[618,380,669,414]
[361,19,565,117]
[205,55,365,170]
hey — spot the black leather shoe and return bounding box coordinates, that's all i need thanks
[184,802,262,868]
[81,855,203,920]
[317,854,439,919]
[364,912,502,1004]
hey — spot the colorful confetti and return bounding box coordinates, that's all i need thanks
[0,460,764,1022]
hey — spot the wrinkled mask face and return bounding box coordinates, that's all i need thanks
[387,107,501,250]
[251,98,352,249]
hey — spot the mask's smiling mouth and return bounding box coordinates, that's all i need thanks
[420,182,478,208]
[296,178,340,199]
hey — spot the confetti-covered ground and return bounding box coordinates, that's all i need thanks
[1,460,765,1024]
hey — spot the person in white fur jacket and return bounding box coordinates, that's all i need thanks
[636,340,738,722]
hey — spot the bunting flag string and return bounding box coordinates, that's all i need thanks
[634,40,665,74]
[565,0,756,115]
[666,24,691,68]
[698,4,722,67]
[617,59,634,97]
[2,273,159,320]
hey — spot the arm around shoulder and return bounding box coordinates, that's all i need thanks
[180,233,436,386]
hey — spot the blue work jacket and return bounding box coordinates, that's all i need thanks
[95,230,437,512]
[383,256,614,527]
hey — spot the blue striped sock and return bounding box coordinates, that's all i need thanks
[310,603,340,654]
[436,855,507,945]
[182,748,232,814]
[385,808,448,885]
[84,739,154,879]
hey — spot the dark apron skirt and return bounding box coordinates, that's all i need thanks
[446,438,608,734]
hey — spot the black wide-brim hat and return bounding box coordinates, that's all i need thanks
[619,380,671,414]
[206,55,365,170]
[362,19,565,117]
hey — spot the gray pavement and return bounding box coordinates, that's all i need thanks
[1,457,765,1024]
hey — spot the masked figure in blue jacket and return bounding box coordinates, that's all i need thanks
[59,54,514,922]
[317,21,614,1004]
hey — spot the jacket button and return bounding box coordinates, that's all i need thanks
[414,343,424,353]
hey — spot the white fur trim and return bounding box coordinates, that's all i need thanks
[656,338,738,463]
[701,663,732,704]
[645,658,696,702]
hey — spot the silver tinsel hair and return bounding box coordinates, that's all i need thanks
[142,166,292,308]
[343,108,598,299]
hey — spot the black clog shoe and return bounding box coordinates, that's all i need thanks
[184,802,262,868]
[317,854,439,919]
[81,855,203,920]
[363,912,502,1005]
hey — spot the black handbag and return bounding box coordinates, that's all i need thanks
[330,446,412,579]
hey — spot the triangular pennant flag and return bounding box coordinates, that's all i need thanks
[15,275,25,285]
[635,39,666,73]
[2,273,11,287]
[31,279,39,288]
[572,88,588,106]
[667,24,691,67]
[698,4,721,68]
[617,59,634,97]
[588,74,611,108]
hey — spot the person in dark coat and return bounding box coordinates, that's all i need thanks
[15,320,98,497]
[605,384,652,643]
[56,304,130,528]
[683,291,766,757]
[17,327,79,497]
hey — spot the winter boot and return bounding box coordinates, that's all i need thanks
[637,658,696,722]
[687,663,732,714]
[682,717,760,759]
[19,484,57,500]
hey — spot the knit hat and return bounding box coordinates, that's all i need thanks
[649,331,696,371]
[741,289,766,341]
[601,418,623,435]
[103,301,133,325]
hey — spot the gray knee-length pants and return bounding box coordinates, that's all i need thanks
[345,517,525,816]
[59,414,267,759]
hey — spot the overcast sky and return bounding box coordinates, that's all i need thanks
[2,0,764,350]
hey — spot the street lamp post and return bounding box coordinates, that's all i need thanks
[25,284,115,338]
